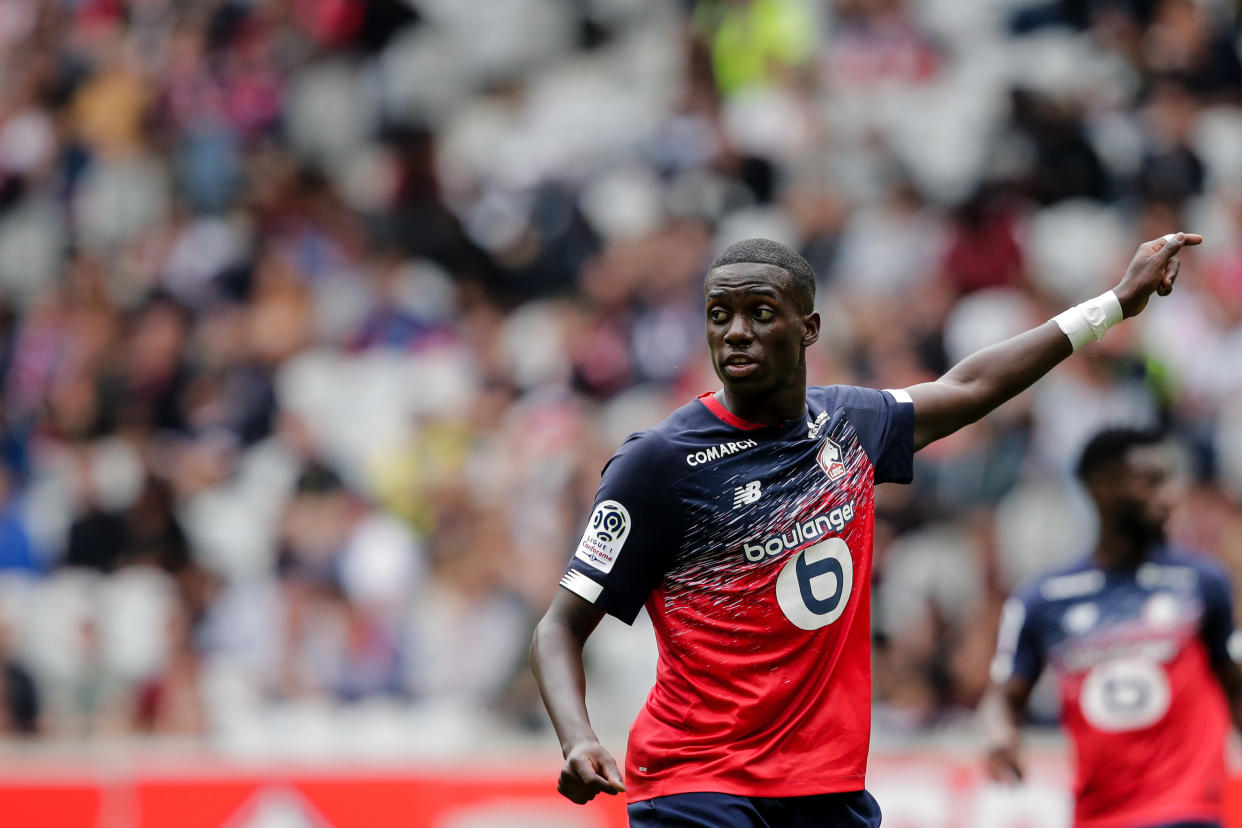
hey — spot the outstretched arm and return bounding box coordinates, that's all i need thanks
[907,232,1201,451]
[530,589,627,804]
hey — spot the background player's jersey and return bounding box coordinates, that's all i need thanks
[994,548,1236,828]
[560,385,914,803]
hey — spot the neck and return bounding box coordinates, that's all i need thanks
[1092,529,1152,571]
[718,368,808,426]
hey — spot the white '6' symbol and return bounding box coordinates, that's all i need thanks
[1080,657,1171,732]
[775,538,854,630]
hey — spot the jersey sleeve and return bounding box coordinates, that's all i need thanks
[990,586,1045,685]
[829,385,915,484]
[1197,559,1237,668]
[559,431,683,625]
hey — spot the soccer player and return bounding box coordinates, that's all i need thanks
[531,231,1200,827]
[983,427,1242,828]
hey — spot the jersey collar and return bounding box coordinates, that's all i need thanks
[697,391,768,431]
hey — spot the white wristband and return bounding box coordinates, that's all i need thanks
[1052,290,1124,352]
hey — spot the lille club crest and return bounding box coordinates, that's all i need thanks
[817,438,847,481]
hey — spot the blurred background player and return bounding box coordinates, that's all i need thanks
[983,426,1242,828]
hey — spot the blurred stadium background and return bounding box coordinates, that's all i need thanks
[1,0,1242,825]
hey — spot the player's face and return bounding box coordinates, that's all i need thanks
[1113,445,1176,541]
[704,263,818,396]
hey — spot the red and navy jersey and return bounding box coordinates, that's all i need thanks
[993,548,1236,828]
[560,385,914,802]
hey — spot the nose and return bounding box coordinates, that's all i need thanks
[724,313,753,346]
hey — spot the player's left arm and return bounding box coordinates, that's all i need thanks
[1200,562,1242,732]
[1210,659,1242,733]
[905,233,1201,451]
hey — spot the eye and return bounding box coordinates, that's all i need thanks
[753,307,775,322]
[709,308,729,323]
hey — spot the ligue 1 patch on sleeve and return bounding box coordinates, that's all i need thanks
[575,500,631,574]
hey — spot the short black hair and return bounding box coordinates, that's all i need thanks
[707,238,816,313]
[1075,426,1164,482]
[296,461,345,495]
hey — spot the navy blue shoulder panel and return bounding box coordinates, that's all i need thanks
[1157,547,1236,666]
[809,385,915,484]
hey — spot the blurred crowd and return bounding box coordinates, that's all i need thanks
[1,0,1242,752]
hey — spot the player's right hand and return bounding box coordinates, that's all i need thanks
[558,741,626,804]
[984,742,1025,784]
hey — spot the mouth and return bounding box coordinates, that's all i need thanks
[722,353,760,377]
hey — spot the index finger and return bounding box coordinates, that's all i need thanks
[1154,231,1204,253]
[601,759,627,793]
[568,756,610,787]
[1142,233,1192,261]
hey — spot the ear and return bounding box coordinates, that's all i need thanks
[802,311,821,347]
[1083,472,1113,510]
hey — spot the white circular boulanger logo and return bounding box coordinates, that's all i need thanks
[775,538,854,630]
[1080,657,1171,732]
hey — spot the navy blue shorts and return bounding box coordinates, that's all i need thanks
[627,790,882,828]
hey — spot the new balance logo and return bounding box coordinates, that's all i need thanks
[733,480,762,508]
[808,410,828,439]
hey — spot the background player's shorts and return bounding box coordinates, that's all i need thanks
[626,789,882,828]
